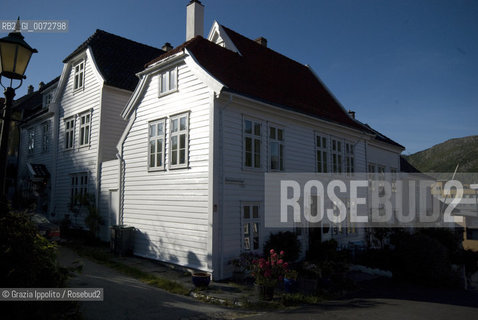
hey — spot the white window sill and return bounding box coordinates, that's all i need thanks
[159,88,178,98]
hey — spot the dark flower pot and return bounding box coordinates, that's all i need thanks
[192,272,211,289]
[283,277,297,293]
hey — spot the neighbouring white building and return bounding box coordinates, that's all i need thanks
[110,1,404,279]
[15,30,164,239]
[16,77,59,212]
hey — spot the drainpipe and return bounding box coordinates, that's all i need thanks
[115,152,125,226]
[217,92,233,278]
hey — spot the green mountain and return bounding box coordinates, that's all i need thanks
[405,135,478,173]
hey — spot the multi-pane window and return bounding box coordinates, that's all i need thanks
[242,203,261,251]
[70,173,88,205]
[28,129,35,154]
[170,113,188,168]
[65,118,74,149]
[368,163,376,178]
[244,119,261,169]
[43,91,54,108]
[79,113,91,146]
[331,138,343,173]
[42,122,49,152]
[159,67,177,95]
[269,126,284,171]
[149,119,165,169]
[377,165,386,180]
[345,142,354,176]
[316,134,328,173]
[391,168,398,192]
[73,61,84,90]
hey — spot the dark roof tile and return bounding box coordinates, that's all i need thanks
[147,27,370,132]
[145,25,404,148]
[64,29,165,91]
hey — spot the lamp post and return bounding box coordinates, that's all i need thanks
[0,18,37,205]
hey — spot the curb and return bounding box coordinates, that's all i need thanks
[189,290,244,307]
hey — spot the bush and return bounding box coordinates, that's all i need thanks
[307,239,344,262]
[392,232,458,286]
[0,209,80,319]
[355,248,393,271]
[263,231,301,262]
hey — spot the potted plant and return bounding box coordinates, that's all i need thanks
[228,252,260,282]
[251,249,288,300]
[191,272,211,289]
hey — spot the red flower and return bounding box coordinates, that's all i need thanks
[270,249,275,254]
[278,259,283,265]
[280,250,285,256]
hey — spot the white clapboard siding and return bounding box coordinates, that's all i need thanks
[122,62,211,270]
[367,144,401,171]
[54,53,103,225]
[99,87,129,162]
[99,159,120,240]
[216,96,375,270]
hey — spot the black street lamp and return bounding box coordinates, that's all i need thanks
[0,18,37,205]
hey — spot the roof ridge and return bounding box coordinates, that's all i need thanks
[220,24,310,70]
[93,29,162,52]
[63,29,163,63]
[145,35,204,68]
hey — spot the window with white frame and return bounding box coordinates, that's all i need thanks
[70,173,88,206]
[345,142,354,176]
[391,168,398,192]
[316,134,328,173]
[244,119,261,169]
[368,163,376,191]
[331,138,343,173]
[73,61,84,90]
[242,203,261,252]
[27,128,35,154]
[269,126,284,171]
[377,165,385,180]
[368,163,376,178]
[41,122,49,152]
[79,113,91,146]
[148,119,166,170]
[65,118,74,149]
[159,67,177,96]
[169,113,188,168]
[43,90,54,108]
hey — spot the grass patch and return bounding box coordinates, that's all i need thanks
[280,293,324,306]
[66,243,190,296]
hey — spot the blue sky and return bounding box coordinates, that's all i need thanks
[2,0,477,154]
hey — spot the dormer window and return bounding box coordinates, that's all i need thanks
[159,67,177,96]
[42,90,54,108]
[73,61,84,90]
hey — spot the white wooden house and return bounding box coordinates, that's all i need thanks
[113,1,404,279]
[47,30,164,238]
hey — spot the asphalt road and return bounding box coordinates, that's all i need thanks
[58,247,478,320]
[246,298,478,320]
[57,247,245,320]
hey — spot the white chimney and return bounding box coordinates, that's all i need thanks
[186,0,204,41]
